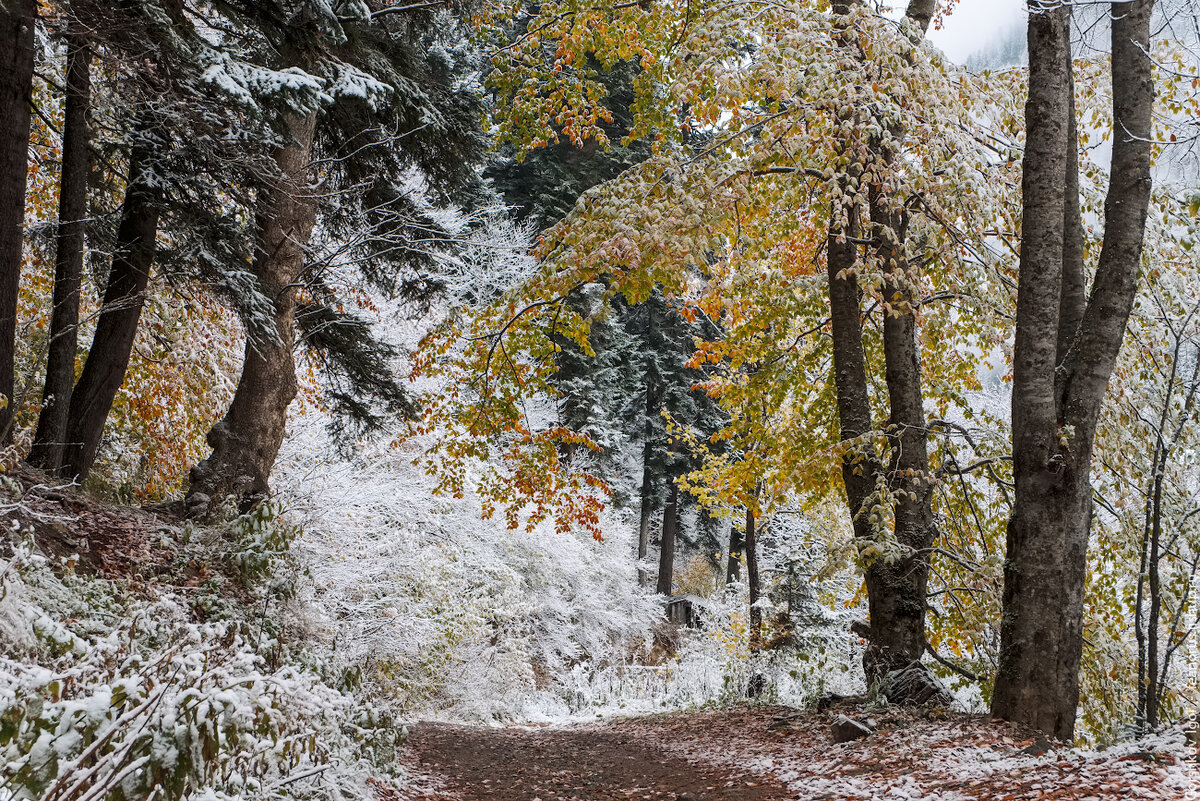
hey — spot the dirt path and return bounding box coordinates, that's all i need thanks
[404,721,792,801]
[399,707,1198,801]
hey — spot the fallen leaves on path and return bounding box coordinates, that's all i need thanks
[397,706,1199,801]
[403,722,793,801]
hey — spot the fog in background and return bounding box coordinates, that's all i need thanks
[925,0,1026,65]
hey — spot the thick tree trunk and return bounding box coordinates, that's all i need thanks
[28,31,91,472]
[655,479,677,596]
[745,504,761,648]
[0,0,36,446]
[993,0,1155,741]
[826,0,937,684]
[827,194,895,679]
[60,146,161,482]
[991,3,1078,741]
[867,197,934,679]
[187,112,317,514]
[866,0,936,666]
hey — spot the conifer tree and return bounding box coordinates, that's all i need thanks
[28,11,92,471]
[0,0,37,447]
[187,0,487,513]
[489,59,726,587]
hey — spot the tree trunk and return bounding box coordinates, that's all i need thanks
[826,0,879,600]
[60,145,161,483]
[187,112,318,514]
[28,31,91,472]
[655,479,677,596]
[865,2,939,665]
[827,192,895,678]
[745,503,761,648]
[1144,455,1163,728]
[825,0,937,684]
[1056,75,1086,372]
[0,0,36,446]
[991,3,1080,742]
[1134,483,1151,727]
[993,0,1155,741]
[725,520,743,585]
[864,205,934,679]
[1139,350,1199,727]
[637,379,656,587]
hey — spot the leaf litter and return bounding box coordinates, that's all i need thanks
[398,706,1198,800]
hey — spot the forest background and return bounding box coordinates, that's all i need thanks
[0,0,1199,798]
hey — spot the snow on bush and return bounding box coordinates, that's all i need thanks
[0,519,401,801]
[277,420,662,722]
[275,417,867,723]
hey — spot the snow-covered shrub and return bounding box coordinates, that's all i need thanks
[560,587,863,716]
[276,421,665,722]
[0,528,400,801]
[276,416,871,722]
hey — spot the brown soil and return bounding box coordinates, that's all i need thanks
[403,720,793,801]
[399,706,1198,801]
[1,467,180,579]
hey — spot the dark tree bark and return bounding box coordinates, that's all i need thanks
[637,446,653,587]
[1056,72,1087,372]
[638,375,657,587]
[826,0,936,683]
[28,30,91,472]
[866,198,934,681]
[725,520,743,585]
[904,0,935,33]
[1135,346,1199,729]
[993,0,1156,741]
[60,146,161,482]
[655,479,678,596]
[187,112,318,513]
[745,503,761,648]
[0,0,36,445]
[1144,452,1164,729]
[827,194,896,678]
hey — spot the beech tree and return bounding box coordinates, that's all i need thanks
[419,1,1014,693]
[824,0,939,680]
[991,0,1156,741]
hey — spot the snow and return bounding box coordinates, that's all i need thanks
[622,710,1200,801]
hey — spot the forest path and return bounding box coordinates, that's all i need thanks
[401,718,792,801]
[397,706,1198,801]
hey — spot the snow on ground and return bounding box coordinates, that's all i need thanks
[396,706,1199,801]
[616,706,1200,801]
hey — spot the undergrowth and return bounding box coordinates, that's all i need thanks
[0,499,404,801]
